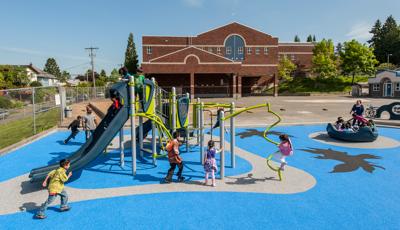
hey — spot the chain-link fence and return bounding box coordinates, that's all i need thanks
[65,86,110,106]
[0,86,109,150]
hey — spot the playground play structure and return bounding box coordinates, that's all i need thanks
[29,77,284,182]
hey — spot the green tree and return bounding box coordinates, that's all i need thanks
[368,16,400,65]
[368,19,382,49]
[30,81,42,87]
[377,62,397,71]
[294,35,300,42]
[124,33,139,74]
[312,39,337,78]
[335,42,343,56]
[340,40,378,84]
[43,58,61,80]
[109,68,120,83]
[307,35,313,42]
[312,35,316,42]
[0,72,6,89]
[60,70,70,83]
[13,71,30,87]
[278,56,297,81]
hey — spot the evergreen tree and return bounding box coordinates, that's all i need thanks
[312,39,337,78]
[43,58,61,80]
[312,35,316,42]
[335,43,343,56]
[368,16,400,65]
[307,35,313,42]
[124,33,139,74]
[340,40,378,84]
[294,35,300,42]
[368,19,382,48]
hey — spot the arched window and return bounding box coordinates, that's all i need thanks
[224,35,245,61]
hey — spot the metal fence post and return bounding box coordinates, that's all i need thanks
[32,87,36,134]
[219,110,225,179]
[200,102,204,164]
[129,76,136,176]
[230,102,235,168]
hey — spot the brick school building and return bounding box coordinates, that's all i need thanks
[141,22,313,98]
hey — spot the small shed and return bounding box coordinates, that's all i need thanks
[352,82,369,97]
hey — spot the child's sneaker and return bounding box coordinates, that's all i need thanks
[178,177,185,182]
[212,183,216,187]
[164,178,172,184]
[35,214,46,219]
[63,140,67,144]
[60,206,71,212]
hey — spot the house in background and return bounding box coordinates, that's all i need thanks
[368,70,400,98]
[24,64,59,86]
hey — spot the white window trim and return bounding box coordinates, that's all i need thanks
[247,47,252,54]
[291,54,295,60]
[217,47,221,54]
[238,47,243,54]
[208,47,213,52]
[264,47,269,55]
[147,46,152,54]
[373,84,380,91]
[255,47,260,55]
[395,82,400,91]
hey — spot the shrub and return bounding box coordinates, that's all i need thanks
[0,96,13,109]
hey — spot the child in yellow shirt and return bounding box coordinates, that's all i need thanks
[36,159,72,219]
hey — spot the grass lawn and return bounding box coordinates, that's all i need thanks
[0,108,60,149]
[278,75,369,93]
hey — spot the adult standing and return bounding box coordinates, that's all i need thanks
[350,100,364,126]
[83,106,98,140]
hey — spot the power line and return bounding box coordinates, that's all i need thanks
[63,62,91,70]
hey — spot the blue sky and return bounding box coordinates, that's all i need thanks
[0,0,399,75]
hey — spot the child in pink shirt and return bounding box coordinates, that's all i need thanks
[274,134,293,170]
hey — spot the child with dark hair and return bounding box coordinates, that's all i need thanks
[119,66,144,101]
[334,117,344,131]
[273,134,294,171]
[164,131,185,183]
[344,122,355,132]
[64,116,81,144]
[203,140,222,187]
[36,159,72,219]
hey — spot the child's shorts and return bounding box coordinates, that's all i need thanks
[273,151,287,163]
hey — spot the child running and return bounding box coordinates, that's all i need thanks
[64,116,81,144]
[36,159,72,219]
[203,140,222,187]
[274,134,294,171]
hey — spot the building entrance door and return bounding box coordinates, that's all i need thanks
[384,82,392,97]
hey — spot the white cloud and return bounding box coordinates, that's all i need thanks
[182,0,203,8]
[346,22,372,41]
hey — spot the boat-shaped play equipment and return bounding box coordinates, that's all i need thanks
[326,123,378,142]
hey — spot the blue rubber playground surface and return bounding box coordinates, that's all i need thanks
[1,124,400,229]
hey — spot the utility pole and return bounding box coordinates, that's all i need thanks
[387,53,393,65]
[85,47,99,96]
